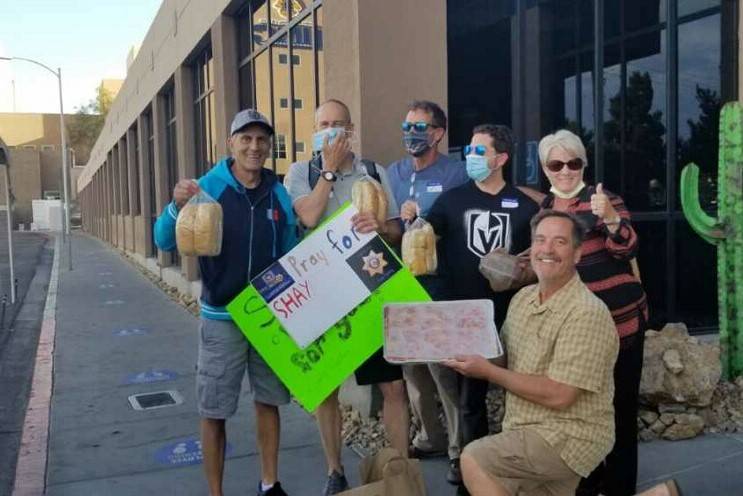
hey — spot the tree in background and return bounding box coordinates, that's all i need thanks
[66,85,113,165]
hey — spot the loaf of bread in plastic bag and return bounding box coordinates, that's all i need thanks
[193,202,223,256]
[176,193,223,257]
[402,220,437,276]
[351,177,388,226]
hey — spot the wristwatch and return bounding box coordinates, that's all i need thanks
[321,170,337,182]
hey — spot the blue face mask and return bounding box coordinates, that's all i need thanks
[466,154,493,182]
[312,127,346,152]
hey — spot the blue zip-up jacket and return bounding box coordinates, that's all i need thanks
[154,158,298,320]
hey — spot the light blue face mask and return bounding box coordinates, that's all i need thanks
[466,154,493,182]
[312,127,346,152]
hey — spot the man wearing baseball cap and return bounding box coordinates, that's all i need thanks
[155,109,298,496]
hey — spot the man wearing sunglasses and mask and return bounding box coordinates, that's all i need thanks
[426,124,542,495]
[284,99,404,496]
[386,100,469,485]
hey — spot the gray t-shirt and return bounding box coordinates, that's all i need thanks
[284,156,399,224]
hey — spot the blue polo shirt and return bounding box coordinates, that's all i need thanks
[386,153,469,218]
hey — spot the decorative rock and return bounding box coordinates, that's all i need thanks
[640,323,721,407]
[639,410,659,425]
[659,413,676,426]
[639,429,659,442]
[658,403,687,414]
[649,419,667,434]
[662,349,684,374]
[662,414,705,440]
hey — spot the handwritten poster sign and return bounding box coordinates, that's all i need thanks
[252,205,381,348]
[227,203,430,412]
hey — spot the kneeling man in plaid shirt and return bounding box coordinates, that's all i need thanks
[445,209,619,496]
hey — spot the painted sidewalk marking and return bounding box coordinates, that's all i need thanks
[154,437,234,467]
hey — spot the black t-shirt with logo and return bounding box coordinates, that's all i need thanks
[426,180,540,328]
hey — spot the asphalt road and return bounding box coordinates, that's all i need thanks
[0,229,52,496]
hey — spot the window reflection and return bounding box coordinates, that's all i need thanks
[624,0,664,33]
[679,0,720,18]
[273,34,291,174]
[677,14,721,211]
[251,0,269,50]
[634,221,668,328]
[624,30,667,211]
[675,219,718,329]
[315,6,325,104]
[292,21,315,162]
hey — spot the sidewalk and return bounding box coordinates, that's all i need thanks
[29,234,743,495]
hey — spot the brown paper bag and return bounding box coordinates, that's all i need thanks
[338,448,426,496]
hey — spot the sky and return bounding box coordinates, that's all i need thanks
[0,0,163,114]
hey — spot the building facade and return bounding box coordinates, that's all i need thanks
[0,112,79,226]
[78,0,739,332]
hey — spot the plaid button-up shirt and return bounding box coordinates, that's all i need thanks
[501,273,619,477]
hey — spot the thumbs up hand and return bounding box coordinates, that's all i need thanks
[590,183,618,222]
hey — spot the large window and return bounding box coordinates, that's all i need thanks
[447,0,735,331]
[163,86,180,267]
[237,0,324,174]
[194,47,218,176]
[145,108,157,256]
[131,123,141,216]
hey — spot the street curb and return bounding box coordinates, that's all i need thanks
[13,235,60,496]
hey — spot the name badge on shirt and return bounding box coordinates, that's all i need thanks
[501,198,519,209]
[426,182,443,193]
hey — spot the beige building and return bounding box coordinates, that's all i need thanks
[78,0,738,332]
[0,112,72,226]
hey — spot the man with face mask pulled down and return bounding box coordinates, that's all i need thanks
[386,101,469,485]
[425,124,542,495]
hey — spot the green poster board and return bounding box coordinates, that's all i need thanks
[227,205,431,412]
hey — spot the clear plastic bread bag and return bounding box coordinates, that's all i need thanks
[176,186,223,257]
[478,248,535,292]
[351,176,388,226]
[402,217,437,276]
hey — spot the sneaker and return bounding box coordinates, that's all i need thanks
[323,470,350,495]
[257,481,288,496]
[446,458,462,485]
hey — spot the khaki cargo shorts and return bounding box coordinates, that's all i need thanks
[196,318,289,419]
[463,429,580,496]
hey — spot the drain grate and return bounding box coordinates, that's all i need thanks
[128,390,183,411]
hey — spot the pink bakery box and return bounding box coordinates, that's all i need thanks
[383,300,503,364]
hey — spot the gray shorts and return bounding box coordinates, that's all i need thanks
[196,318,290,418]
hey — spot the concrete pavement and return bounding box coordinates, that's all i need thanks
[11,232,743,495]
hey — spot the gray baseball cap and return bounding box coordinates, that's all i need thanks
[230,109,274,136]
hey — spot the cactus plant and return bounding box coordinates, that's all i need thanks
[680,101,743,380]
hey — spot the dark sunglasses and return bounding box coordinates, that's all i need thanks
[402,121,437,132]
[464,145,487,156]
[546,158,583,172]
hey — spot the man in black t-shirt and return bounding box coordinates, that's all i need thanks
[426,125,541,491]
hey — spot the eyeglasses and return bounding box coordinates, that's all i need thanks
[545,158,584,172]
[464,145,487,156]
[402,121,437,133]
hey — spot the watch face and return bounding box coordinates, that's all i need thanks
[322,171,336,182]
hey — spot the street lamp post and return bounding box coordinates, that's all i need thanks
[0,56,72,270]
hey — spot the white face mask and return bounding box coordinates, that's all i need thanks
[550,182,586,199]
